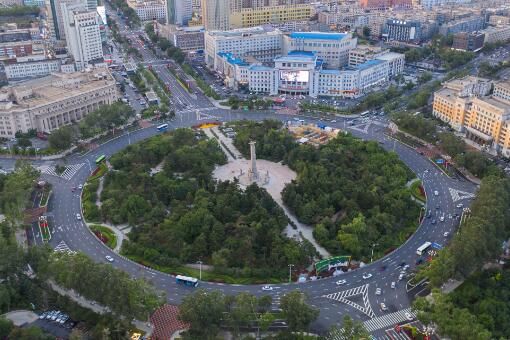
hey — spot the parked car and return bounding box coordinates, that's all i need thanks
[380,303,388,311]
[261,285,273,291]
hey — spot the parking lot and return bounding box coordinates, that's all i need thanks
[30,310,75,337]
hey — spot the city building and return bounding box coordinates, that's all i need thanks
[23,0,46,6]
[384,19,423,43]
[166,0,192,26]
[202,0,230,31]
[46,0,87,41]
[481,25,510,45]
[282,32,357,69]
[205,26,282,67]
[156,24,204,51]
[359,0,411,9]
[438,16,485,36]
[432,77,510,157]
[488,15,510,27]
[0,68,117,137]
[373,51,404,78]
[452,31,485,52]
[229,4,312,29]
[127,0,167,22]
[0,26,44,61]
[348,45,388,67]
[3,55,75,80]
[62,5,103,70]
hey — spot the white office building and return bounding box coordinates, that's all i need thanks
[62,5,103,71]
[205,26,283,68]
[127,0,167,22]
[282,32,357,69]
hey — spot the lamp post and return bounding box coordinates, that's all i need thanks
[288,264,294,283]
[370,243,379,263]
[197,260,203,280]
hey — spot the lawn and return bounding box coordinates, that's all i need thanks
[122,254,283,284]
[90,225,117,249]
[40,190,51,207]
[410,179,426,202]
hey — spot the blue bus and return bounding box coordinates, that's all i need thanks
[175,275,199,287]
[157,123,168,131]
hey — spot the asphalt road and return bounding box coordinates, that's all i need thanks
[6,9,477,335]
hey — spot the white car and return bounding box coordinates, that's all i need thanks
[380,303,388,311]
[105,255,114,262]
[434,190,439,196]
[261,285,273,291]
[456,203,463,208]
[398,273,404,281]
[403,265,410,271]
[443,231,450,237]
[362,273,372,279]
[375,288,382,295]
[336,279,346,285]
[78,184,83,189]
[405,312,414,321]
[76,213,81,220]
[440,216,445,222]
[391,281,396,289]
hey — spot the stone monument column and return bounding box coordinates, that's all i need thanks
[249,141,258,181]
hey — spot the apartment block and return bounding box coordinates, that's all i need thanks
[481,25,510,45]
[0,69,117,137]
[229,4,312,29]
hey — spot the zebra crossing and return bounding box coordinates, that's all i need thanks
[363,307,416,332]
[322,284,375,319]
[54,240,76,254]
[349,123,371,134]
[449,187,475,202]
[39,163,84,181]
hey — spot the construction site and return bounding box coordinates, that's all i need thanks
[286,122,341,147]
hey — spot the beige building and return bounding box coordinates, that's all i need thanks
[229,4,312,29]
[0,69,117,137]
[481,25,510,44]
[433,77,510,157]
[202,0,230,30]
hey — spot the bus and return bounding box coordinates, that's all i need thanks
[95,155,106,165]
[175,275,199,287]
[360,111,370,116]
[157,123,169,131]
[416,242,432,256]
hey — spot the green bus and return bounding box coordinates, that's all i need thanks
[95,155,106,165]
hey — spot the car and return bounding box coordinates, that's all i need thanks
[76,213,81,220]
[391,281,396,289]
[78,184,83,190]
[336,279,346,285]
[261,285,273,291]
[431,219,436,224]
[39,312,47,319]
[399,262,406,267]
[363,273,372,279]
[331,120,337,123]
[440,216,445,222]
[51,312,60,321]
[398,273,404,281]
[434,190,439,196]
[456,203,463,208]
[404,312,414,321]
[71,187,76,192]
[443,231,450,237]
[436,205,440,210]
[380,303,388,311]
[403,264,410,271]
[105,255,114,262]
[375,288,382,295]
[416,259,424,265]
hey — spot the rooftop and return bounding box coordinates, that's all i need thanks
[275,54,317,63]
[356,59,385,71]
[375,52,404,61]
[290,32,347,41]
[209,26,279,37]
[249,65,273,71]
[287,50,316,57]
[150,305,189,340]
[217,52,249,66]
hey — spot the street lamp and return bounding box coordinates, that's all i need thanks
[370,243,379,263]
[288,264,294,283]
[197,260,203,280]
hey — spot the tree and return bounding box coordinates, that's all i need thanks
[0,318,13,338]
[280,291,319,332]
[362,26,370,38]
[179,290,226,339]
[16,137,32,148]
[335,315,370,339]
[438,132,465,157]
[48,126,76,150]
[418,71,433,84]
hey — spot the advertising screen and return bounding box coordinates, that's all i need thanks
[280,70,309,83]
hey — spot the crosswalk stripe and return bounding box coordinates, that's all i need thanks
[323,284,375,319]
[39,163,84,181]
[448,188,475,202]
[54,240,76,254]
[363,307,415,332]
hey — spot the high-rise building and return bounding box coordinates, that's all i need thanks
[47,0,87,40]
[62,4,103,70]
[202,0,230,30]
[167,0,192,26]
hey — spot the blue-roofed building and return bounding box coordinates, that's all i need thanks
[283,31,357,69]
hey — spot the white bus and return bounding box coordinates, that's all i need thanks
[157,123,169,131]
[360,111,370,116]
[175,275,199,287]
[416,242,432,256]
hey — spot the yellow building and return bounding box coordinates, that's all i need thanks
[229,4,312,29]
[432,78,510,157]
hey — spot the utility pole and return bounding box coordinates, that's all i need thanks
[288,264,294,283]
[370,243,378,263]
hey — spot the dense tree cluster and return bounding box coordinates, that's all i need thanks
[179,289,318,339]
[100,129,315,278]
[391,111,437,142]
[418,175,510,286]
[232,121,420,259]
[0,5,39,17]
[108,0,140,27]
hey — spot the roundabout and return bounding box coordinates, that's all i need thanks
[16,107,477,336]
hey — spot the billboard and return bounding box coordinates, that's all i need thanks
[280,70,309,83]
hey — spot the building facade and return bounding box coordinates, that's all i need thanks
[202,0,230,31]
[166,0,192,26]
[0,69,117,137]
[481,25,510,45]
[384,19,422,43]
[452,31,485,52]
[229,4,312,29]
[3,58,61,79]
[127,0,167,22]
